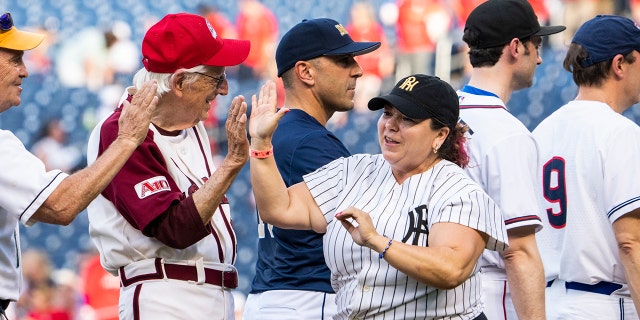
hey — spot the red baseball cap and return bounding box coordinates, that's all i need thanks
[142,13,250,73]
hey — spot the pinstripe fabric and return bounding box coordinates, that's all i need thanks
[304,154,508,319]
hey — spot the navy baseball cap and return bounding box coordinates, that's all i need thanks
[368,74,459,128]
[464,0,565,49]
[573,15,640,68]
[275,18,381,77]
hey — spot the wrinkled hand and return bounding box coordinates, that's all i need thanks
[225,95,250,166]
[117,80,158,146]
[335,207,380,248]
[248,80,287,149]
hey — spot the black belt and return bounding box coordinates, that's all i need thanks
[0,299,10,314]
[473,312,487,320]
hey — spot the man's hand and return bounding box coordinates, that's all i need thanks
[117,80,158,146]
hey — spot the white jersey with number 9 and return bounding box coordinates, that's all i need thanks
[533,100,640,296]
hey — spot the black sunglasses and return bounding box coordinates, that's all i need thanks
[0,12,13,32]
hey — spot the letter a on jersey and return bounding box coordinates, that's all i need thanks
[135,176,171,199]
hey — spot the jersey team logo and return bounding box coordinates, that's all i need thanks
[402,204,430,245]
[135,176,171,199]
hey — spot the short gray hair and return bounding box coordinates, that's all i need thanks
[132,65,209,96]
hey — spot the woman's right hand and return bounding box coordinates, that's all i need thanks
[335,207,380,248]
[249,80,288,149]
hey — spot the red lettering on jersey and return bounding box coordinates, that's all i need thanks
[139,183,154,198]
[135,176,171,199]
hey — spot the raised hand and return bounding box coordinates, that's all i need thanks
[225,95,250,166]
[118,80,158,146]
[249,80,287,149]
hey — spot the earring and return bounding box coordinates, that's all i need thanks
[433,144,439,154]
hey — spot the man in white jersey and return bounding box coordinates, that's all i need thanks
[86,13,251,320]
[534,15,640,319]
[457,0,565,319]
[0,11,156,319]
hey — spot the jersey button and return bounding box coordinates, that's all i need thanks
[363,285,370,292]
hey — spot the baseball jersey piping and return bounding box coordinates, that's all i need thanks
[504,215,542,225]
[18,171,65,220]
[192,127,212,176]
[218,204,236,263]
[209,227,225,263]
[459,105,507,110]
[168,129,233,263]
[607,195,640,219]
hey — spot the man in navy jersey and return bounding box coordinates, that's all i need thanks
[242,18,379,319]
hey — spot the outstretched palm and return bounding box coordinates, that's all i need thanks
[249,80,287,143]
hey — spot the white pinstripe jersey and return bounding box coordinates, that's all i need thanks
[86,97,235,276]
[458,90,543,273]
[304,154,508,319]
[0,130,67,301]
[533,101,640,296]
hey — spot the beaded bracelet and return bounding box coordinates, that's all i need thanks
[379,238,393,259]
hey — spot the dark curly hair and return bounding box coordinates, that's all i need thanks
[431,119,470,168]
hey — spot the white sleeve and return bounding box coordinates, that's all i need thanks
[487,132,543,231]
[0,130,67,226]
[430,170,509,252]
[605,123,640,222]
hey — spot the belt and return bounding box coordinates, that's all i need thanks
[565,281,622,295]
[119,258,238,289]
[473,312,487,320]
[0,299,9,311]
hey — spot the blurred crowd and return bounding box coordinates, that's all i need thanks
[6,0,640,319]
[9,249,245,320]
[19,0,638,151]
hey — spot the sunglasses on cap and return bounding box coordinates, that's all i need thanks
[0,12,13,32]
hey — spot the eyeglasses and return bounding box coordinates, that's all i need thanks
[0,12,13,32]
[193,72,226,90]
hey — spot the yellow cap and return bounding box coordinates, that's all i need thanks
[0,26,45,51]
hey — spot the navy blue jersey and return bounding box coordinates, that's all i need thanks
[250,109,350,293]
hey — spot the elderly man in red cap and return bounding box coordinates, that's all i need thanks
[86,13,251,320]
[0,12,156,319]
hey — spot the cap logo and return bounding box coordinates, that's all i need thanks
[398,76,419,91]
[335,24,348,36]
[205,20,218,39]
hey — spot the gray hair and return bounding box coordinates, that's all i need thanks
[132,65,209,96]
